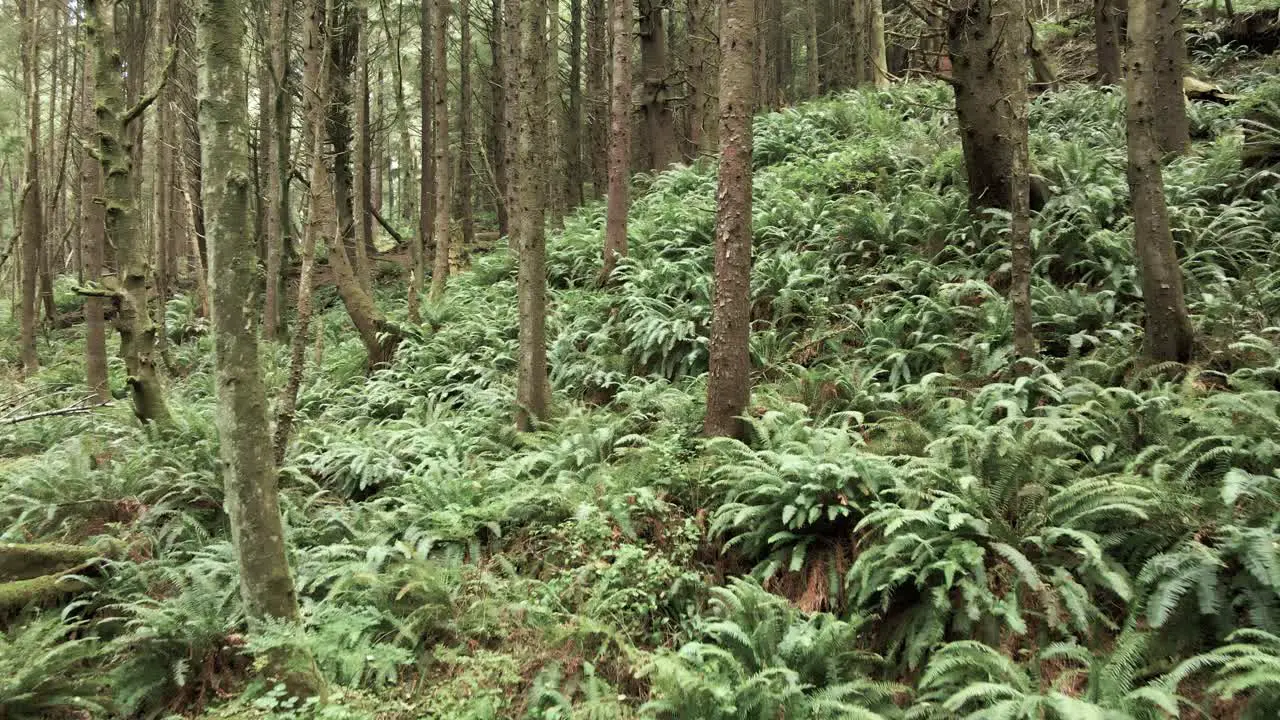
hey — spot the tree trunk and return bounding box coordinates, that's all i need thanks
[546,0,566,227]
[805,0,820,97]
[867,0,889,88]
[639,0,677,170]
[1151,0,1187,154]
[704,0,754,439]
[18,0,42,374]
[600,0,632,285]
[328,0,403,367]
[1094,0,1125,85]
[79,43,109,401]
[567,0,585,208]
[490,0,511,236]
[411,0,432,321]
[687,0,718,154]
[514,0,551,430]
[1126,0,1193,362]
[459,0,476,256]
[86,0,172,425]
[264,0,292,342]
[503,0,521,245]
[276,10,333,463]
[429,0,452,300]
[197,0,323,694]
[947,0,1028,213]
[585,0,609,193]
[354,5,374,297]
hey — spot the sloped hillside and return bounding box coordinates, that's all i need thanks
[4,68,1280,718]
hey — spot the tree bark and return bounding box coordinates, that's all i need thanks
[459,0,476,256]
[1151,0,1187,154]
[79,42,109,401]
[276,0,334,462]
[503,0,521,245]
[600,0,632,285]
[18,0,42,374]
[354,4,375,297]
[805,0,820,97]
[1094,0,1125,85]
[1126,0,1193,362]
[197,0,323,694]
[263,0,292,342]
[328,0,403,367]
[947,0,1028,213]
[704,0,754,439]
[867,0,889,88]
[490,0,511,236]
[411,0,432,321]
[584,0,609,193]
[566,0,585,208]
[429,0,452,300]
[86,0,172,425]
[546,0,566,227]
[639,0,677,170]
[687,0,718,154]
[514,0,551,429]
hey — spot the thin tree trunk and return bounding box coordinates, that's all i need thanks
[429,0,452,300]
[354,5,374,296]
[1126,0,1192,362]
[1094,0,1125,85]
[704,0,755,438]
[566,0,585,208]
[639,0,677,170]
[1151,0,1187,154]
[263,0,292,341]
[490,0,511,236]
[546,0,566,227]
[411,0,432,321]
[86,0,171,425]
[514,0,551,429]
[80,42,109,400]
[687,0,717,154]
[947,0,1028,213]
[584,0,608,193]
[328,0,403,367]
[459,0,476,255]
[600,0,632,285]
[867,0,889,88]
[805,0,820,97]
[18,0,42,374]
[276,0,334,462]
[197,0,323,694]
[503,0,521,245]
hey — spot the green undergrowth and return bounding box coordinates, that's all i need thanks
[4,70,1280,718]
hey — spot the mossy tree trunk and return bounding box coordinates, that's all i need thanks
[79,46,110,401]
[704,0,755,439]
[1126,0,1193,362]
[86,0,172,425]
[198,0,324,694]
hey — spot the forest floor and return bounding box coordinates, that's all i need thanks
[3,32,1280,720]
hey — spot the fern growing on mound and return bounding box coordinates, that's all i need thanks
[707,408,924,610]
[0,614,107,719]
[847,417,1152,668]
[1165,628,1280,719]
[907,636,1179,720]
[641,578,901,720]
